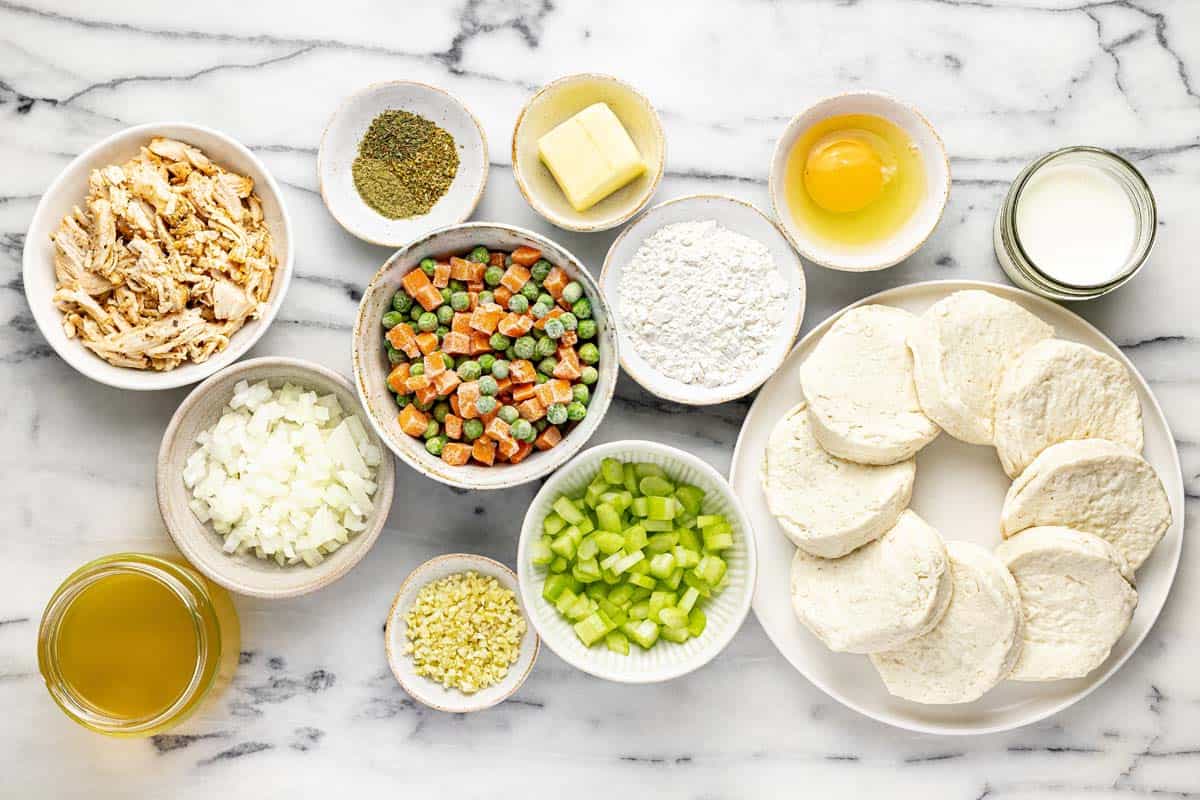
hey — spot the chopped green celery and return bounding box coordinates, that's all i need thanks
[696,514,724,528]
[630,497,649,517]
[577,535,599,561]
[694,554,727,586]
[660,625,690,644]
[595,532,625,554]
[595,607,616,630]
[622,462,639,494]
[567,576,583,594]
[646,495,677,521]
[702,529,734,551]
[573,557,601,582]
[597,598,628,626]
[600,490,632,513]
[574,612,611,646]
[554,587,579,615]
[550,532,576,560]
[601,457,624,485]
[677,528,701,551]
[601,569,622,585]
[584,582,609,601]
[674,484,705,515]
[626,556,651,575]
[663,568,684,591]
[634,462,666,479]
[627,572,657,590]
[658,606,690,629]
[553,496,585,525]
[605,630,630,655]
[673,545,701,569]
[543,573,572,602]
[639,475,675,496]
[678,586,701,612]
[530,538,554,566]
[596,503,622,533]
[648,552,675,580]
[576,515,595,535]
[682,571,712,597]
[687,608,707,637]
[550,556,568,573]
[607,584,634,607]
[647,591,677,623]
[610,550,645,575]
[566,594,593,621]
[629,586,653,602]
[599,550,623,572]
[645,532,678,554]
[584,482,607,509]
[675,512,697,530]
[543,512,566,536]
[563,525,584,545]
[622,619,660,649]
[642,518,674,532]
[628,600,650,620]
[623,524,648,551]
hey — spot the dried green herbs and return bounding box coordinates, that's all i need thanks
[352,110,459,219]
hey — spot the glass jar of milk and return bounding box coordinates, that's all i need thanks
[994,146,1156,301]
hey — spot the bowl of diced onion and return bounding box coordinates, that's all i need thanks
[517,440,756,683]
[157,357,395,599]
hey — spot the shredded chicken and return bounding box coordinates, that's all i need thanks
[51,137,278,371]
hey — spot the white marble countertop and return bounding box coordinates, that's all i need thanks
[2,1,1198,796]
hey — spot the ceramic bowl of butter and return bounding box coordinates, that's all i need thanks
[512,73,666,232]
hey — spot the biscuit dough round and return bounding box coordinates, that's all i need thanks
[800,305,940,465]
[1002,439,1171,571]
[789,510,952,654]
[870,541,1024,704]
[908,290,1053,445]
[761,402,915,558]
[993,339,1142,478]
[996,526,1137,682]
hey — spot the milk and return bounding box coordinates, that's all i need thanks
[1014,163,1137,287]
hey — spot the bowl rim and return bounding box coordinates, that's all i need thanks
[767,89,951,272]
[598,192,807,405]
[351,220,619,490]
[317,79,489,247]
[511,72,666,233]
[155,355,396,599]
[383,552,540,713]
[21,120,295,391]
[516,439,759,683]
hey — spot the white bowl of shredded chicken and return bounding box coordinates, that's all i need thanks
[22,122,294,390]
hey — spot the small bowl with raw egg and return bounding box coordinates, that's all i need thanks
[769,91,950,272]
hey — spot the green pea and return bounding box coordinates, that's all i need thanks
[531,302,551,320]
[410,305,424,322]
[415,396,434,412]
[572,298,592,319]
[531,259,552,282]
[387,347,406,366]
[457,360,481,380]
[425,435,447,456]
[572,384,590,405]
[436,325,449,340]
[475,395,498,415]
[499,405,519,424]
[520,282,540,302]
[514,336,536,360]
[478,353,496,372]
[577,319,597,339]
[509,294,530,314]
[490,333,511,351]
[505,346,518,361]
[537,357,558,376]
[580,365,599,385]
[511,418,534,443]
[410,362,425,377]
[450,291,470,311]
[433,401,450,422]
[392,291,413,314]
[535,373,548,384]
[436,305,454,325]
[547,403,568,425]
[559,311,578,332]
[468,246,490,264]
[544,318,565,339]
[442,353,455,369]
[382,310,404,330]
[566,401,587,422]
[423,420,440,440]
[537,293,554,308]
[578,343,600,364]
[440,287,453,303]
[463,419,484,441]
[478,375,499,396]
[419,257,437,276]
[417,312,438,332]
[535,336,557,358]
[478,290,495,306]
[562,281,583,304]
[492,359,510,379]
[395,394,410,409]
[448,279,466,293]
[534,418,549,432]
[484,265,504,286]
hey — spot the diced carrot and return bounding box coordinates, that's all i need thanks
[444,414,463,440]
[423,354,446,377]
[401,269,432,296]
[469,333,493,355]
[469,303,504,335]
[497,436,522,459]
[554,347,582,380]
[481,407,498,426]
[449,395,460,415]
[416,284,444,311]
[451,312,473,334]
[386,363,411,393]
[472,435,496,465]
[511,246,541,267]
[498,313,533,337]
[414,384,437,405]
[441,331,471,354]
[432,262,451,288]
[449,257,476,281]
[493,285,512,308]
[415,332,439,355]
[560,330,578,347]
[533,307,564,330]
[534,425,562,451]
[386,323,420,357]
[405,373,430,393]
[467,291,479,310]
[485,418,513,443]
[558,295,573,311]
[432,370,461,396]
[512,384,538,403]
[457,381,480,418]
[488,251,506,267]
[441,443,471,466]
[398,404,429,437]
[542,378,573,405]
[467,280,484,292]
[509,359,536,384]
[509,440,534,463]
[500,264,531,292]
[542,266,568,298]
[495,377,513,395]
[518,396,546,421]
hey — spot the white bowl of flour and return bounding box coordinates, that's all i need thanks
[600,194,806,405]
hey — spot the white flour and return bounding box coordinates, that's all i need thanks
[619,219,789,388]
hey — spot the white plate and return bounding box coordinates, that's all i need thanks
[599,194,806,405]
[319,81,488,247]
[729,280,1184,735]
[517,440,757,683]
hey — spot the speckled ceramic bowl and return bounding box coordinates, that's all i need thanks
[352,222,618,490]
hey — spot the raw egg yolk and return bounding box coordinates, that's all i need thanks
[803,133,893,214]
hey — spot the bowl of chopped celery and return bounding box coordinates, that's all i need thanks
[517,440,756,683]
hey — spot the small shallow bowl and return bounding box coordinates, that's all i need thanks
[517,440,757,683]
[384,553,539,713]
[512,73,665,232]
[768,91,950,272]
[600,194,806,405]
[157,357,395,599]
[23,122,294,391]
[319,81,488,247]
[353,222,618,491]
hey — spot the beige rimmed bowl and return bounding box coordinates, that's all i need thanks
[384,553,539,713]
[156,357,395,599]
[352,222,619,491]
[599,194,806,405]
[22,122,294,391]
[512,73,665,232]
[319,81,488,247]
[768,91,951,272]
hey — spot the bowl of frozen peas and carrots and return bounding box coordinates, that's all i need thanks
[353,222,619,490]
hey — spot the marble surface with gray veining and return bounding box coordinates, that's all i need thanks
[1,0,1199,797]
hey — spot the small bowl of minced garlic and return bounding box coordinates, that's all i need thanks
[384,553,539,712]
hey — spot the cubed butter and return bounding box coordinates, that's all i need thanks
[537,103,645,212]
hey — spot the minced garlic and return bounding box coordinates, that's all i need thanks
[403,571,527,694]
